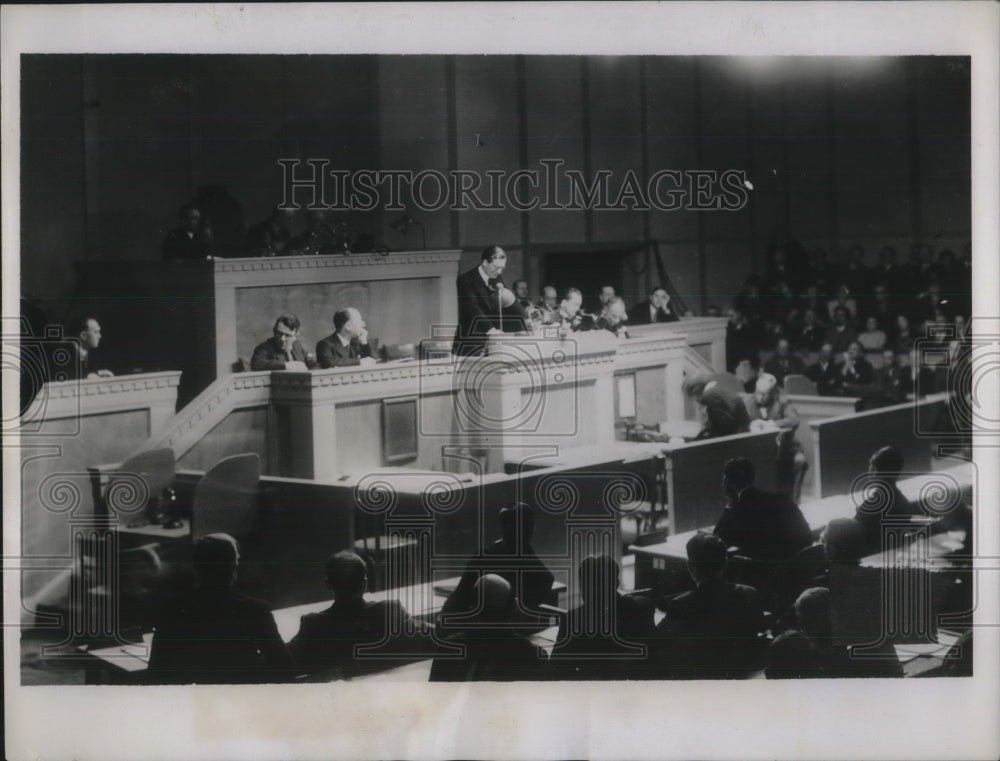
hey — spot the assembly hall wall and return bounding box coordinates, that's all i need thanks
[21,55,969,327]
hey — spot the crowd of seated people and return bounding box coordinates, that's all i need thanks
[139,437,971,686]
[722,239,971,403]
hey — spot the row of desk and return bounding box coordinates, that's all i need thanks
[630,461,974,592]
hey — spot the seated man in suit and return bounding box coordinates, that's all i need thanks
[767,586,900,679]
[245,205,295,256]
[744,373,809,500]
[652,533,766,679]
[148,533,293,684]
[288,551,432,679]
[430,574,547,682]
[548,553,654,680]
[536,285,559,324]
[628,286,680,325]
[805,343,842,396]
[836,340,875,394]
[287,208,336,256]
[439,503,555,629]
[250,314,316,371]
[60,316,115,381]
[315,307,377,369]
[684,373,751,440]
[162,202,213,261]
[762,338,806,387]
[595,296,630,338]
[714,457,813,563]
[853,445,925,553]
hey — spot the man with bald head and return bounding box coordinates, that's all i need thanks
[430,574,546,681]
[316,307,377,368]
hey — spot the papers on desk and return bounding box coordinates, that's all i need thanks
[893,630,959,663]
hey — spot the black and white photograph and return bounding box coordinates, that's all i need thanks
[3,3,999,760]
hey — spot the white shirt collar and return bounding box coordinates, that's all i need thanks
[336,332,351,347]
[478,265,492,285]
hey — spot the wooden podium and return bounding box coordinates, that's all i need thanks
[74,250,462,405]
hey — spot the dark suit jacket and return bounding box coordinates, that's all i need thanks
[288,597,431,678]
[315,333,373,368]
[714,486,813,561]
[628,300,680,326]
[162,227,211,261]
[245,219,291,256]
[250,337,312,371]
[854,482,924,551]
[148,588,293,684]
[652,577,766,678]
[763,354,806,387]
[452,267,524,357]
[548,593,655,680]
[439,539,556,625]
[836,358,875,389]
[430,627,546,681]
[806,360,841,396]
[698,383,750,439]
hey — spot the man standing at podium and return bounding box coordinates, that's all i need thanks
[452,245,524,357]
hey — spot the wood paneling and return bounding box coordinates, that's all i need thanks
[524,56,586,244]
[20,409,151,599]
[177,406,269,473]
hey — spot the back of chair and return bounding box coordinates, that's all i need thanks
[784,374,817,396]
[104,448,176,519]
[192,453,262,541]
[381,342,417,361]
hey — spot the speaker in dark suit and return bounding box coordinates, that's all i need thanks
[452,245,524,357]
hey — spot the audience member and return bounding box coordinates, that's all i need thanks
[288,208,336,255]
[246,205,295,256]
[288,551,432,679]
[162,203,213,261]
[548,554,655,680]
[652,533,766,679]
[315,308,376,368]
[744,373,809,499]
[512,279,533,310]
[840,245,870,298]
[714,457,812,563]
[430,574,546,681]
[765,586,904,679]
[853,446,925,552]
[836,340,875,394]
[537,285,559,324]
[763,338,806,387]
[439,503,556,627]
[595,284,617,313]
[628,286,680,325]
[823,305,857,355]
[595,296,630,338]
[148,533,293,684]
[63,316,114,381]
[683,373,751,440]
[857,316,887,352]
[725,305,758,372]
[893,314,915,354]
[795,307,827,352]
[251,314,315,371]
[806,343,841,396]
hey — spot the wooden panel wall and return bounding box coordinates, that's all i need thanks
[21,55,970,325]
